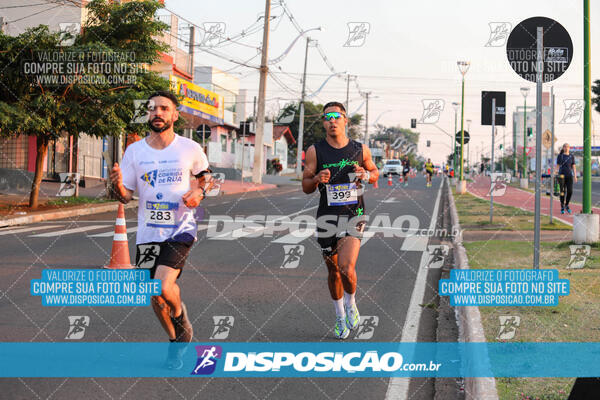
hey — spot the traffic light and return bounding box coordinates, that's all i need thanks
[527,127,533,137]
[426,140,431,147]
[411,118,417,129]
[499,144,503,150]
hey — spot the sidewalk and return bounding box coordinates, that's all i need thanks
[466,175,600,226]
[0,177,278,227]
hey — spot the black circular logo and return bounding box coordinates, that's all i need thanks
[506,16,573,83]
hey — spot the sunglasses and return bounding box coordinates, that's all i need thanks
[322,112,345,121]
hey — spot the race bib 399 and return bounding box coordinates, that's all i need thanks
[326,183,358,206]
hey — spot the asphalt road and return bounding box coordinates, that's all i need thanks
[570,180,600,207]
[0,175,449,400]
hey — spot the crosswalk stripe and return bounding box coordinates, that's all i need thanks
[360,231,376,247]
[88,223,216,238]
[209,206,319,241]
[272,227,315,244]
[87,226,138,237]
[210,226,264,241]
[29,225,109,237]
[0,225,63,236]
[197,224,217,232]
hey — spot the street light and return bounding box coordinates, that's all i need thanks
[466,119,472,174]
[372,109,393,126]
[457,61,470,189]
[520,87,530,182]
[452,102,460,174]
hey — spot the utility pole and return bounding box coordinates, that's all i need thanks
[364,92,369,144]
[345,74,351,135]
[252,0,271,184]
[295,37,311,179]
[188,26,195,75]
[240,121,246,182]
[503,128,506,172]
[550,87,555,223]
[533,27,543,269]
[346,74,351,112]
[490,98,496,223]
[452,102,459,174]
[583,0,592,214]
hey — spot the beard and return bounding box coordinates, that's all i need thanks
[148,118,172,133]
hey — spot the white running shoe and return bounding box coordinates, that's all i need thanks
[345,303,360,330]
[334,316,350,339]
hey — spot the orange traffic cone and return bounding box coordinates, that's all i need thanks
[105,203,133,269]
[399,176,403,183]
[387,174,393,186]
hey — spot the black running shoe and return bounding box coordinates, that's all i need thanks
[165,342,188,370]
[171,302,193,343]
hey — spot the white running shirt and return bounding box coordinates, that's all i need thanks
[121,134,209,244]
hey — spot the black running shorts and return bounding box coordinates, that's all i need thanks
[316,218,366,257]
[135,240,193,279]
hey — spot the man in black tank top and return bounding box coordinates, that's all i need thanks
[302,101,379,339]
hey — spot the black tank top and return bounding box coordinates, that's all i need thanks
[314,139,365,218]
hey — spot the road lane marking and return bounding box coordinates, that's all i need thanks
[399,235,429,251]
[272,227,315,244]
[385,179,443,400]
[209,206,318,241]
[88,226,138,237]
[0,225,63,236]
[29,225,109,237]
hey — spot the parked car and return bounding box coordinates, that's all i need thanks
[382,159,402,175]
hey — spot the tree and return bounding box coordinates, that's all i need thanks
[372,125,420,165]
[277,101,364,153]
[0,0,171,208]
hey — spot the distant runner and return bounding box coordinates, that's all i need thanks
[401,155,410,187]
[425,158,434,187]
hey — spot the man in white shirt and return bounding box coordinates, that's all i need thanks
[109,91,211,354]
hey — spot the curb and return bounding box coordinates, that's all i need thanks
[220,183,278,195]
[0,201,139,228]
[447,178,499,400]
[0,183,279,228]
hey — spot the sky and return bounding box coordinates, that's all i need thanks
[165,0,600,165]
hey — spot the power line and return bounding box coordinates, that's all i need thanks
[163,5,279,53]
[43,0,83,8]
[164,31,259,69]
[6,4,63,24]
[0,3,49,9]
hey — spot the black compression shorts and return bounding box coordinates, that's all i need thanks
[135,240,193,279]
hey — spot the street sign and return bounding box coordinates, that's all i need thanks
[542,129,554,148]
[506,16,573,82]
[481,91,506,126]
[455,130,470,144]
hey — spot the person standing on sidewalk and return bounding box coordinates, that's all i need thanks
[109,91,212,365]
[556,143,577,214]
[302,101,379,339]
